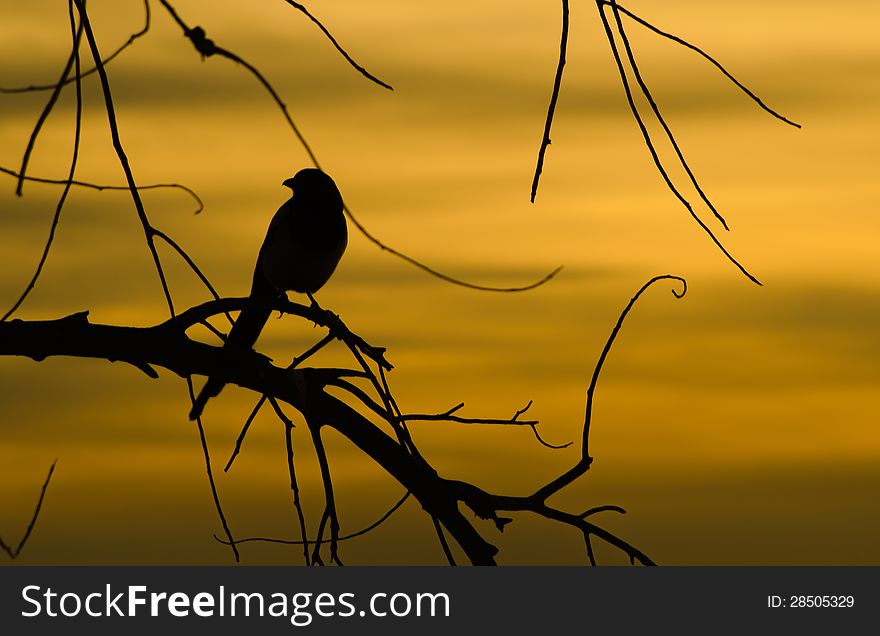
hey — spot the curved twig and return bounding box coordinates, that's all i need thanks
[0,460,57,559]
[608,2,729,230]
[76,0,175,314]
[14,10,83,196]
[532,274,686,501]
[344,204,565,292]
[1,166,204,214]
[281,1,392,90]
[213,491,411,548]
[0,0,151,94]
[2,3,83,322]
[608,1,800,128]
[596,4,760,285]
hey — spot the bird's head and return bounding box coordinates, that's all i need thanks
[282,168,339,196]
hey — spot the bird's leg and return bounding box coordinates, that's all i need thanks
[305,292,337,329]
[275,291,289,319]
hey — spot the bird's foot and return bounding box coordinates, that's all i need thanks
[306,292,321,310]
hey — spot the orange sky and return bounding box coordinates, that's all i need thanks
[1,0,878,565]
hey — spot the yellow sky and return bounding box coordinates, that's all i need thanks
[1,0,878,564]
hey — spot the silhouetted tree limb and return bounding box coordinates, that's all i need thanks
[280,1,393,90]
[531,0,569,204]
[0,0,150,95]
[608,2,800,128]
[2,0,82,321]
[214,491,411,549]
[1,166,204,214]
[531,0,799,284]
[0,273,685,565]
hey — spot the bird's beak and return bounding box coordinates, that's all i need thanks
[282,177,296,190]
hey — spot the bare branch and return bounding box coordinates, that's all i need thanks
[284,418,311,565]
[0,460,57,560]
[0,272,683,566]
[580,504,626,518]
[0,166,204,214]
[596,3,761,285]
[531,0,569,203]
[214,491,411,549]
[13,9,83,197]
[75,0,176,314]
[281,1,392,90]
[0,0,151,94]
[2,2,83,322]
[533,274,686,501]
[608,1,801,128]
[186,376,240,562]
[608,2,729,230]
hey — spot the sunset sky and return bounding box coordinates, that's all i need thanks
[1,0,878,565]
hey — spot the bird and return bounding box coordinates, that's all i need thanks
[189,168,347,420]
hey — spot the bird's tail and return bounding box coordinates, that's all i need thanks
[189,298,273,420]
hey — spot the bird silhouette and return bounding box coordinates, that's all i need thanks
[189,168,347,420]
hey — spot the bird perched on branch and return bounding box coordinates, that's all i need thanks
[189,168,347,420]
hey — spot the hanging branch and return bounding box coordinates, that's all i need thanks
[1,166,204,214]
[531,0,569,203]
[531,0,799,283]
[281,1,393,90]
[0,0,151,94]
[609,2,800,128]
[71,0,241,560]
[596,3,761,285]
[2,2,83,322]
[283,417,312,566]
[14,13,83,196]
[0,461,57,560]
[608,2,729,230]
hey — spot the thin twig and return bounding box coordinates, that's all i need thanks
[531,274,686,501]
[579,274,686,458]
[2,3,83,322]
[609,1,801,128]
[0,460,58,559]
[284,419,311,565]
[531,0,569,203]
[596,3,760,285]
[213,491,411,547]
[584,531,597,566]
[75,0,176,314]
[308,420,342,565]
[151,228,232,325]
[186,376,240,562]
[432,517,457,566]
[579,504,626,518]
[0,0,151,94]
[14,9,83,196]
[609,1,729,230]
[347,204,566,293]
[0,166,204,214]
[281,1,392,90]
[224,395,266,472]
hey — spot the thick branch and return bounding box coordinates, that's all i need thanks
[0,310,497,565]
